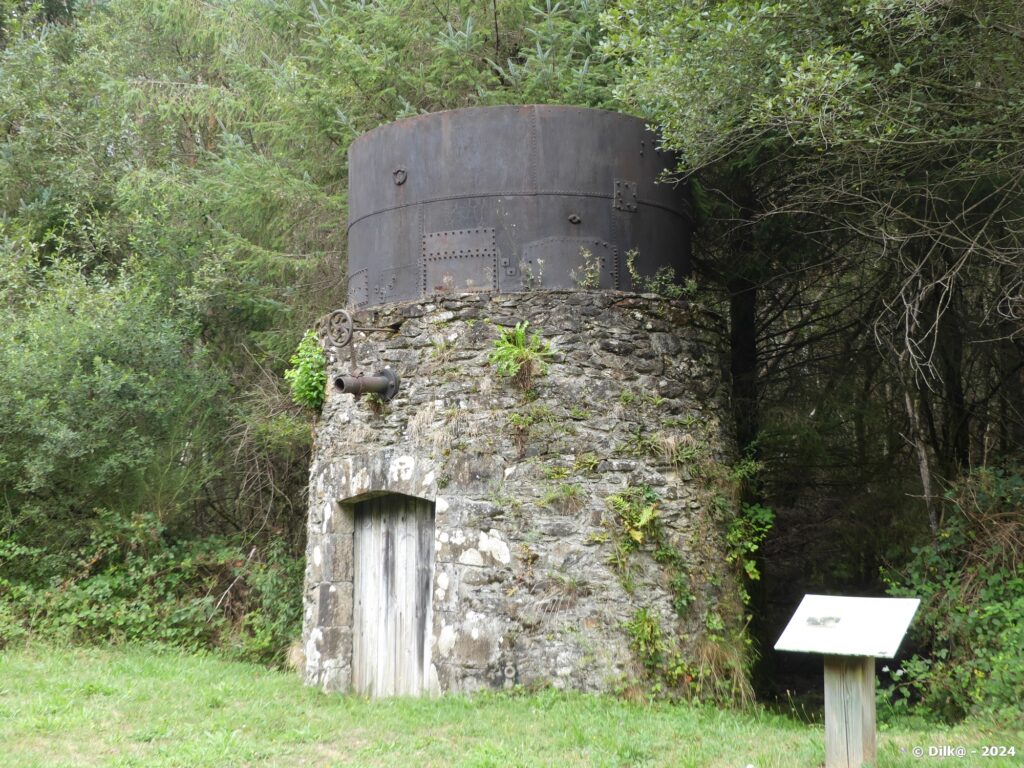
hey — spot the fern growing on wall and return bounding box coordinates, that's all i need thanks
[489,321,554,391]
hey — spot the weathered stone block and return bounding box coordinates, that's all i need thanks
[318,626,353,661]
[318,661,351,693]
[323,500,354,534]
[316,582,353,628]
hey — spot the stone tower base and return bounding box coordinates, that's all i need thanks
[302,291,745,696]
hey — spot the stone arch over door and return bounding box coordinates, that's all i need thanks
[303,451,442,695]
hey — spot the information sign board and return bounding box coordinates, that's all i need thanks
[774,594,920,658]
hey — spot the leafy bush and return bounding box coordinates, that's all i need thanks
[227,538,306,664]
[883,466,1024,720]
[0,512,303,665]
[284,330,327,411]
[0,256,226,550]
[0,0,621,668]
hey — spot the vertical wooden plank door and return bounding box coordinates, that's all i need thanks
[352,494,435,697]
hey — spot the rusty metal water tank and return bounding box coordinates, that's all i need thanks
[346,105,690,308]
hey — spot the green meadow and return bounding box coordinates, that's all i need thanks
[0,646,1019,768]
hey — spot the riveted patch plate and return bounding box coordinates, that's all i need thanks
[373,267,401,305]
[422,228,498,296]
[349,268,370,308]
[613,179,638,212]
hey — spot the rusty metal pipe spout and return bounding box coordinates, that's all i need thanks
[333,368,400,401]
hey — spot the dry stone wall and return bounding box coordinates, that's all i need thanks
[303,290,745,696]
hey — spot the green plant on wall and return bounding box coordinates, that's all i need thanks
[489,321,554,391]
[625,607,666,674]
[540,482,584,513]
[668,571,694,614]
[507,412,534,457]
[363,392,387,415]
[725,502,774,583]
[571,246,601,289]
[607,486,661,547]
[284,330,327,411]
[605,483,753,704]
[624,250,696,300]
[625,607,716,702]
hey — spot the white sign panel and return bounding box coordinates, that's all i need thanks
[775,594,920,658]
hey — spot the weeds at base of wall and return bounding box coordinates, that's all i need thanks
[601,485,752,704]
[622,606,754,706]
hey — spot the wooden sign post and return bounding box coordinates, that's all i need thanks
[775,595,920,768]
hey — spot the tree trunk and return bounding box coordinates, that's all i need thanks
[937,289,969,472]
[899,353,941,540]
[729,276,759,456]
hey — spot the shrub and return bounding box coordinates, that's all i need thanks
[883,465,1024,720]
[284,330,327,410]
[0,258,226,555]
[0,513,303,666]
[228,538,306,665]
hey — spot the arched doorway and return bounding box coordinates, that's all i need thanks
[351,493,435,697]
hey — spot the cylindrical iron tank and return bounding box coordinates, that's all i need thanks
[346,105,690,308]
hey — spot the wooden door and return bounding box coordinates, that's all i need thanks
[352,494,434,697]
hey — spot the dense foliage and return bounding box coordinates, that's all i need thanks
[284,330,327,411]
[885,466,1024,719]
[0,0,618,664]
[603,0,1024,504]
[0,0,1020,716]
[604,0,1023,714]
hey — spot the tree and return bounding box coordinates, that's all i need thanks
[603,0,1024,533]
[0,241,225,544]
[0,0,622,657]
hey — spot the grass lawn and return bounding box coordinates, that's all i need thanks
[0,645,1019,767]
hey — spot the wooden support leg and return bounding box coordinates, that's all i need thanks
[824,656,876,767]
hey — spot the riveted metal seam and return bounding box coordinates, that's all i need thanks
[348,191,685,230]
[529,106,539,193]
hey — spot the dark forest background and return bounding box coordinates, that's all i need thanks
[1,0,1021,720]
